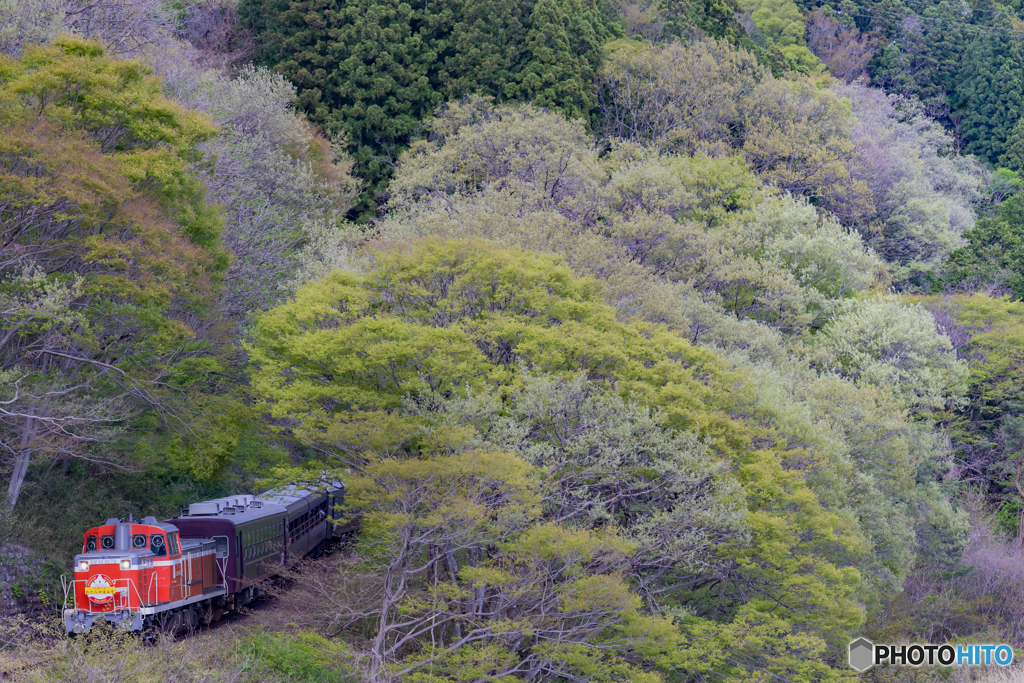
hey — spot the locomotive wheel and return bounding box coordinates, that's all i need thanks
[157,610,183,634]
[200,601,224,625]
[182,606,199,633]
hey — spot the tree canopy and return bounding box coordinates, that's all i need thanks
[0,38,229,505]
[3,5,1024,682]
[238,0,613,220]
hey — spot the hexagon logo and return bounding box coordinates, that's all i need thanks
[849,638,875,672]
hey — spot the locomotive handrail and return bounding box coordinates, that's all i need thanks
[214,556,228,590]
[61,577,147,613]
[122,577,145,609]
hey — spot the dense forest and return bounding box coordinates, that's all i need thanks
[3,0,1024,680]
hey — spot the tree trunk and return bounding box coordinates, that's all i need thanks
[7,416,35,507]
[443,545,462,640]
[1014,454,1024,550]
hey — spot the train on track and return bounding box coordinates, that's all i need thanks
[62,481,356,634]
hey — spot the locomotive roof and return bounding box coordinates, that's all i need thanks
[88,518,180,535]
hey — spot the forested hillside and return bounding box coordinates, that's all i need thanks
[3,0,1024,680]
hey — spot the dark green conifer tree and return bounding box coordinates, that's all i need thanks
[837,0,908,37]
[442,0,534,99]
[514,0,608,121]
[660,0,747,40]
[1002,117,1024,172]
[238,0,453,219]
[868,2,967,100]
[955,32,1024,164]
[942,190,1024,298]
[238,0,615,218]
[920,2,968,99]
[868,20,929,97]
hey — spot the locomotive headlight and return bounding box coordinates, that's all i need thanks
[120,559,131,570]
[78,561,88,572]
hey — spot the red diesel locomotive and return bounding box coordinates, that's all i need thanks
[63,482,355,634]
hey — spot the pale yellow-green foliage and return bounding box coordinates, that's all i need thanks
[379,191,694,331]
[0,265,85,339]
[598,38,766,155]
[738,0,825,74]
[289,218,367,288]
[741,77,871,215]
[381,100,885,344]
[813,293,970,411]
[407,372,748,577]
[389,101,974,617]
[599,39,870,214]
[605,192,885,334]
[674,293,790,359]
[372,99,968,603]
[724,352,950,593]
[745,192,883,297]
[740,0,809,48]
[311,100,972,644]
[390,96,607,224]
[781,44,825,74]
[605,144,763,226]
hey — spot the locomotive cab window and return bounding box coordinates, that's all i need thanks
[85,536,97,552]
[151,534,167,557]
[100,535,114,550]
[132,534,147,549]
[168,532,180,556]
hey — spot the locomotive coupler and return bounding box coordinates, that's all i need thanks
[63,608,99,634]
[108,609,144,631]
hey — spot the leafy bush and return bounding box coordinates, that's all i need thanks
[235,630,357,683]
